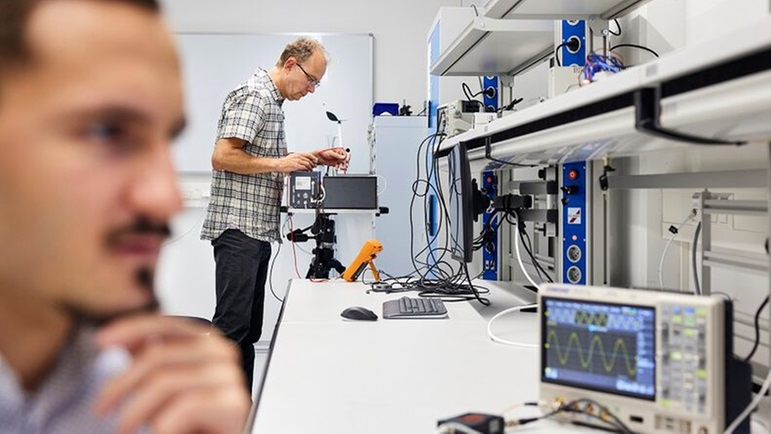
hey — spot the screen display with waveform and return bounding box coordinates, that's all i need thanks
[541,297,656,400]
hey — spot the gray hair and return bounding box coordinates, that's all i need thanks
[276,37,330,67]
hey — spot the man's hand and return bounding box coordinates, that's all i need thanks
[313,147,349,170]
[94,316,251,434]
[275,153,318,173]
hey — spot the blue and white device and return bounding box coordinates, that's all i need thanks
[561,162,588,284]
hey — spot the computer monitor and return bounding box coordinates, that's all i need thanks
[447,143,474,263]
[322,175,378,209]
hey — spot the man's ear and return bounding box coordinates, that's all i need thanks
[284,57,297,71]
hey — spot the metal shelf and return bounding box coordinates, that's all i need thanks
[435,16,771,167]
[483,0,651,20]
[430,0,653,77]
[281,207,388,215]
[429,17,553,77]
[478,69,771,166]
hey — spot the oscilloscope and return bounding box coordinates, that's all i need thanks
[538,284,752,434]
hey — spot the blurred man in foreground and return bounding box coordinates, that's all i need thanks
[0,0,250,432]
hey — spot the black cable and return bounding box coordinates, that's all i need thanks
[520,226,544,282]
[692,220,702,295]
[608,18,621,36]
[462,261,490,306]
[744,295,770,362]
[572,399,634,434]
[473,211,503,251]
[554,42,567,67]
[518,221,554,283]
[461,82,486,112]
[406,115,463,288]
[471,4,479,16]
[399,107,498,305]
[497,97,523,113]
[513,398,633,434]
[462,82,480,100]
[609,43,659,58]
[411,110,447,274]
[484,155,535,168]
[410,133,446,277]
[484,139,537,168]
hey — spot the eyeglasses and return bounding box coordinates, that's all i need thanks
[296,63,321,89]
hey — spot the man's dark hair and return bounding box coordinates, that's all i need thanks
[0,0,160,75]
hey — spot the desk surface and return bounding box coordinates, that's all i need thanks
[250,280,771,433]
[250,279,588,433]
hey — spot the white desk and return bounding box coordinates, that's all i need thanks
[249,279,587,433]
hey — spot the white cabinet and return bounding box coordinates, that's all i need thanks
[372,116,429,277]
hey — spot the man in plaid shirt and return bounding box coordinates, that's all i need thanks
[201,38,348,392]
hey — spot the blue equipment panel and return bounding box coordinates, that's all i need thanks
[426,24,441,274]
[481,171,497,280]
[482,75,498,112]
[480,78,497,280]
[428,24,441,130]
[562,162,587,285]
[561,20,586,67]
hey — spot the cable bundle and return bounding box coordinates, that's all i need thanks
[582,52,625,83]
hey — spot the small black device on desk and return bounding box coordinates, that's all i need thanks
[383,296,448,319]
[437,413,504,434]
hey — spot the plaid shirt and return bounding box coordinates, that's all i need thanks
[201,69,288,242]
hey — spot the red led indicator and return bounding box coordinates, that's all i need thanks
[568,169,579,181]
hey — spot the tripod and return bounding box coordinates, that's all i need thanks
[286,213,346,279]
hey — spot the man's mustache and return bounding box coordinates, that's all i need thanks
[106,217,172,243]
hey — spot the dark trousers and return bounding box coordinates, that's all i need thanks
[211,229,271,393]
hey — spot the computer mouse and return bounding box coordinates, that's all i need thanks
[340,306,378,321]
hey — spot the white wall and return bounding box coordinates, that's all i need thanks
[616,0,767,65]
[160,0,475,111]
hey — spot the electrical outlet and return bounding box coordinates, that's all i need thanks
[713,193,734,226]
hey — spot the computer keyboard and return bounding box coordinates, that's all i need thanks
[382,296,448,319]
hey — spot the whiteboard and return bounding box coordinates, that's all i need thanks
[172,33,374,173]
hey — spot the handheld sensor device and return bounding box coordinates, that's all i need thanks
[343,239,383,282]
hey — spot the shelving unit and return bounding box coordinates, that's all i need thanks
[430,0,653,77]
[483,0,652,20]
[435,17,771,167]
[429,18,553,77]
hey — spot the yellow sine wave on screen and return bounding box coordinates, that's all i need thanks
[544,330,638,376]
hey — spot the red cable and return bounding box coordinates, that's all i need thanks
[288,215,303,279]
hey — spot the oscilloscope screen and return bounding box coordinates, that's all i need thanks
[541,297,656,400]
